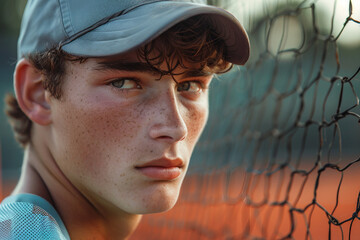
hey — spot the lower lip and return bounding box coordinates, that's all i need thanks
[136,167,182,180]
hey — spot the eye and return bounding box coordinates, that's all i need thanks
[111,78,141,89]
[177,81,204,92]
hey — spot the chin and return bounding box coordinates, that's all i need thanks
[131,185,181,214]
[146,197,179,214]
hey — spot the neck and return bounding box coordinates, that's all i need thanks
[12,132,142,239]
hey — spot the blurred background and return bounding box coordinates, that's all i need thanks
[1,0,360,239]
[0,0,27,193]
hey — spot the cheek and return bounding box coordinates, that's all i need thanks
[184,101,209,144]
[51,99,143,177]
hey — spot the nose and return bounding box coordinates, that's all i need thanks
[148,88,188,142]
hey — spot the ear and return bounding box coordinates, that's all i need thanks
[14,58,52,125]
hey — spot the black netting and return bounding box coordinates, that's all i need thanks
[133,0,360,239]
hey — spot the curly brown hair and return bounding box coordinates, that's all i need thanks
[5,15,233,147]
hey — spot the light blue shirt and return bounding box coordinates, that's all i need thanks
[0,193,70,239]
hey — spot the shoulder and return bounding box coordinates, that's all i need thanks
[0,194,70,240]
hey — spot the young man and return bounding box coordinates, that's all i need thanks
[1,0,249,239]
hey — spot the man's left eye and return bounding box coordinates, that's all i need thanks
[111,78,141,89]
[177,81,203,92]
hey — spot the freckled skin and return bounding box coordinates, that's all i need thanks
[47,50,211,216]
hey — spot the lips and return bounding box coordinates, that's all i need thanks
[135,158,184,180]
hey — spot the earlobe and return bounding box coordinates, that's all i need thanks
[14,58,52,125]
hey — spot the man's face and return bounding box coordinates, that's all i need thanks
[47,50,212,215]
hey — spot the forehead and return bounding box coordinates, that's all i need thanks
[91,49,212,78]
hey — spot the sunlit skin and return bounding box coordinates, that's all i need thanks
[13,50,212,239]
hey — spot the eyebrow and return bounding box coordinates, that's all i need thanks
[95,60,212,78]
[182,70,213,78]
[95,61,161,75]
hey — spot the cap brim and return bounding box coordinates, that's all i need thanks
[62,2,250,65]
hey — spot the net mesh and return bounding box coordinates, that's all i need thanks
[132,0,360,239]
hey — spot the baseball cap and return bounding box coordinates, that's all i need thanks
[18,0,250,65]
